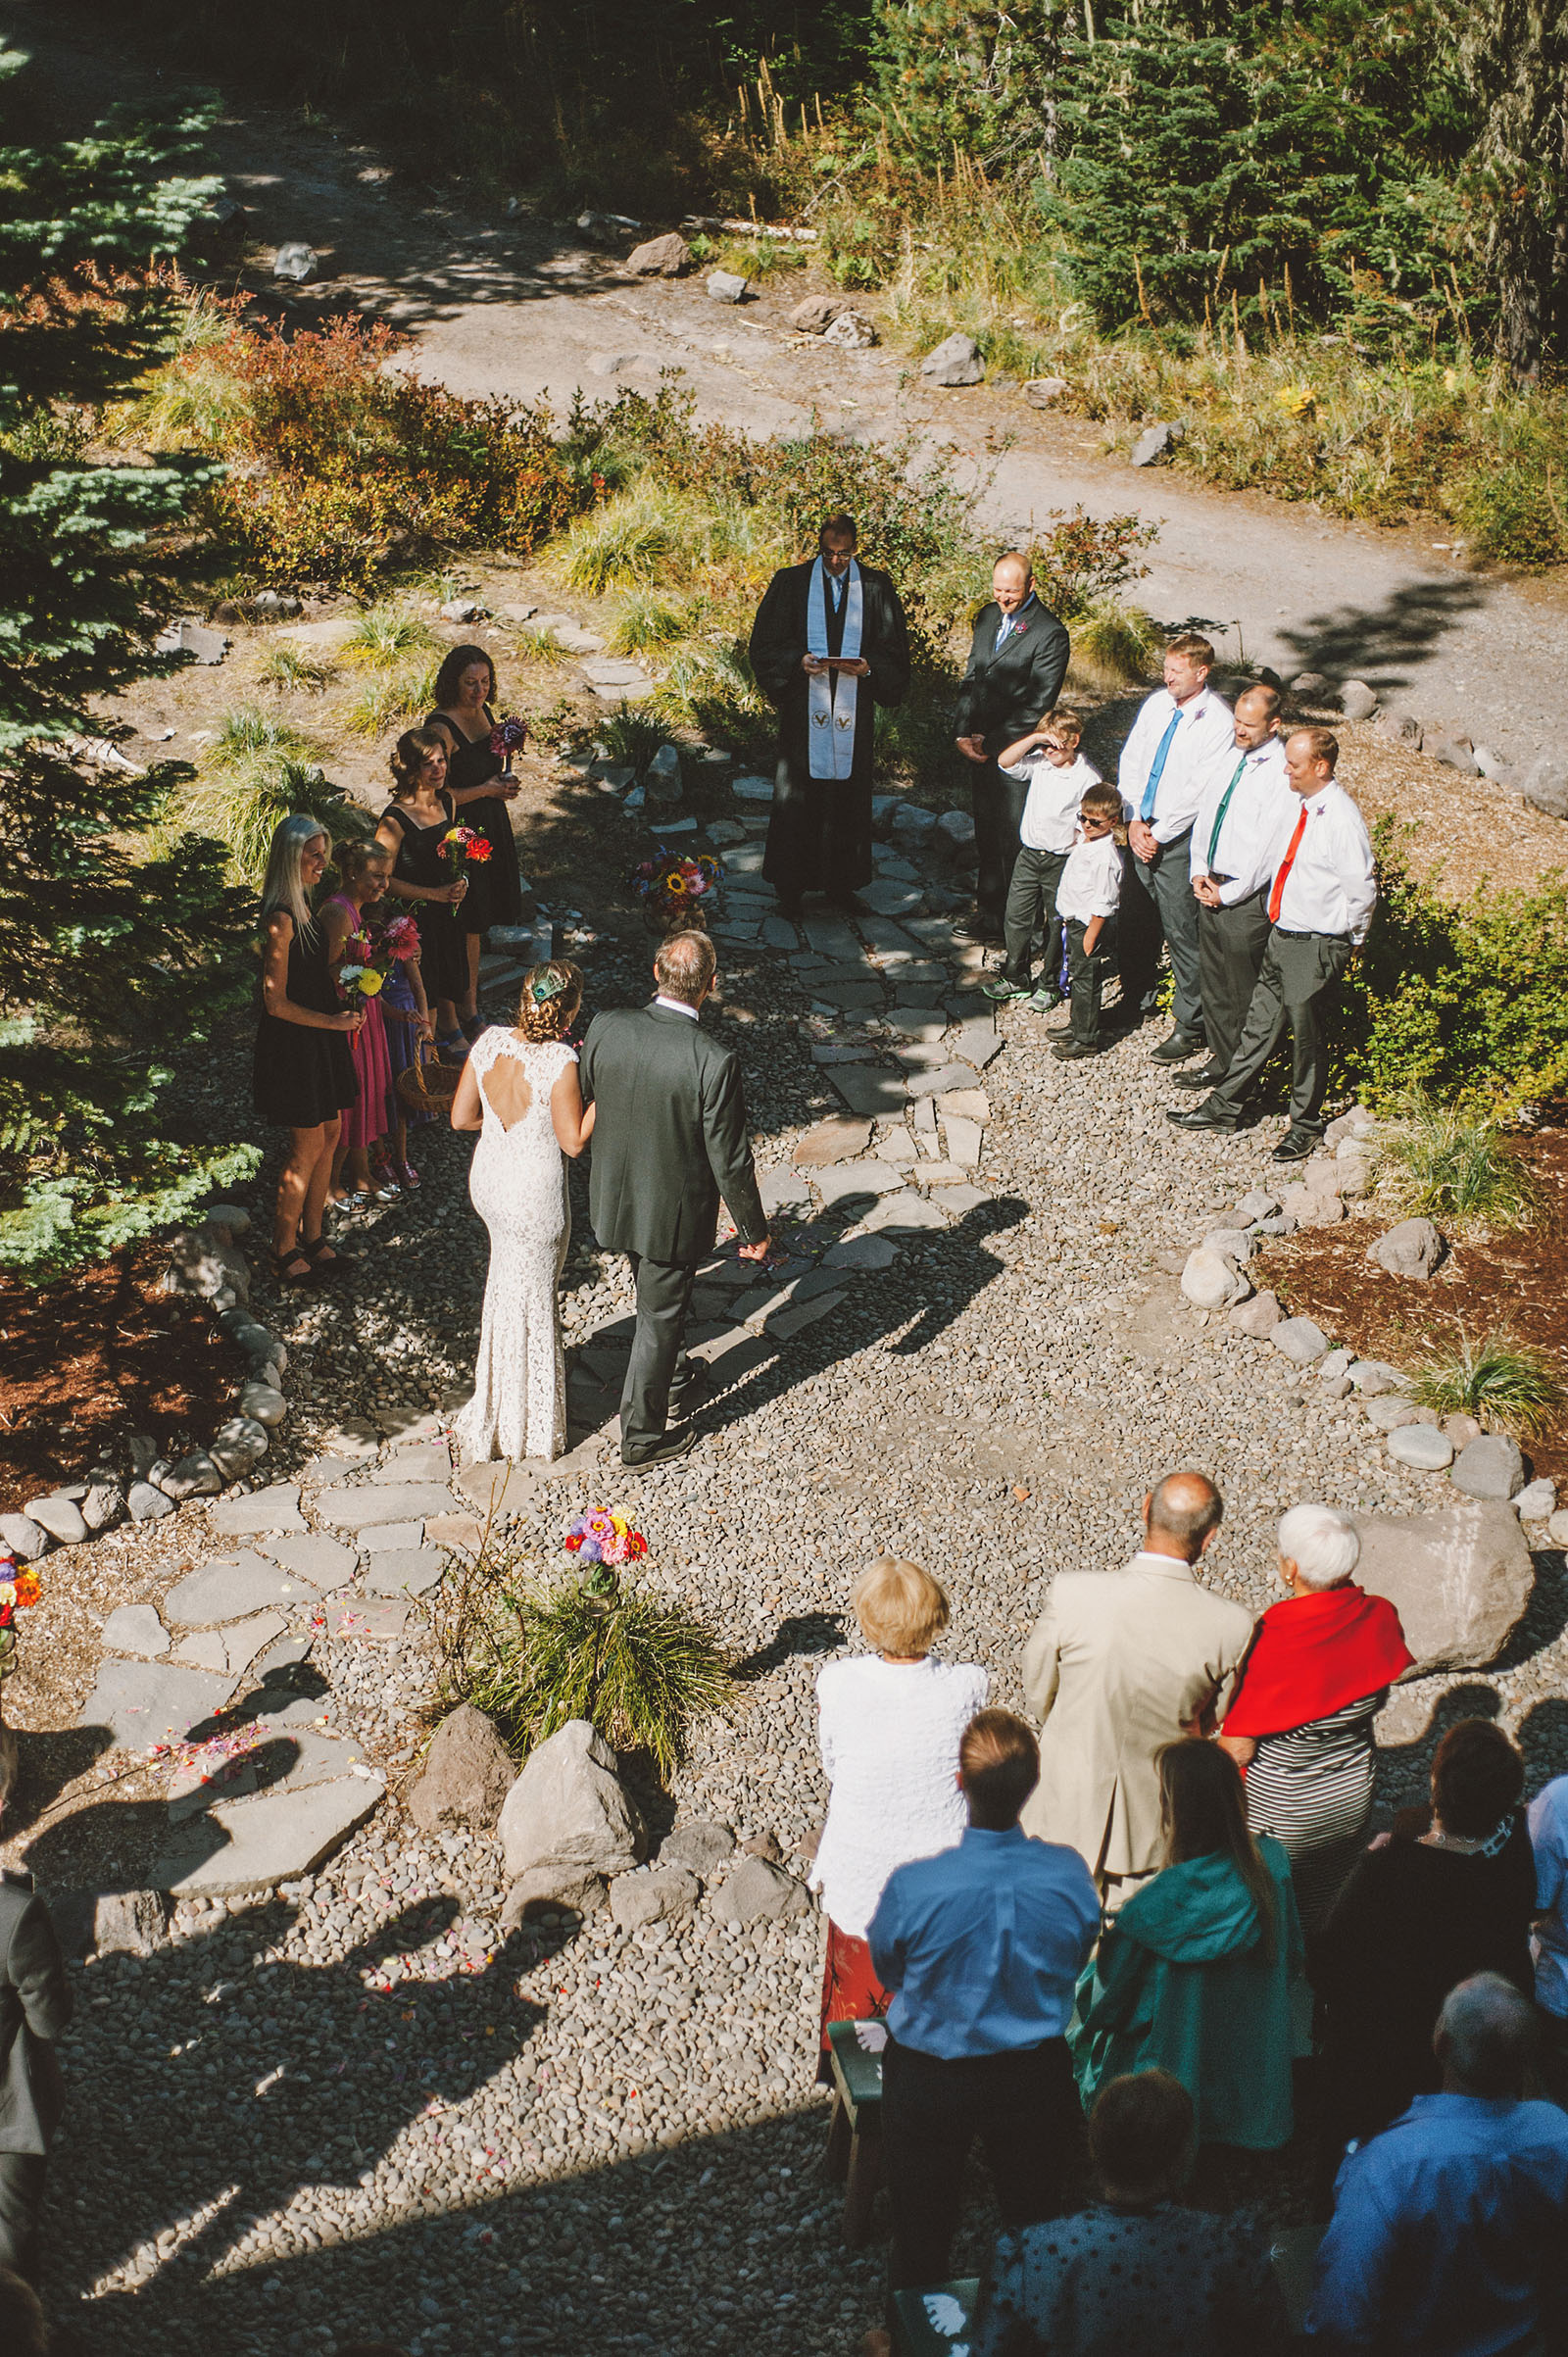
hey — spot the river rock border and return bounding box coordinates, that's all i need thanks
[0,1204,291,1568]
[1176,1108,1564,1544]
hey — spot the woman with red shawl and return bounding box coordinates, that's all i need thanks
[1218,1501,1412,1934]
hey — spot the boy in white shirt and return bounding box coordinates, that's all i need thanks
[1053,781,1126,1060]
[983,708,1102,1010]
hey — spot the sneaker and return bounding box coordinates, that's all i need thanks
[982,975,1029,1002]
[1024,989,1060,1013]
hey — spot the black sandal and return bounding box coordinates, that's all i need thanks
[272,1245,317,1289]
[301,1235,358,1277]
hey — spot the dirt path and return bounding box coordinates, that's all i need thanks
[25,0,1568,782]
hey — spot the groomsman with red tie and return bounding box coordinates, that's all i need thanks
[1166,726,1376,1162]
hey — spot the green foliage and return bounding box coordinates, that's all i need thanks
[592,706,679,777]
[1332,823,1568,1113]
[342,601,439,668]
[610,591,692,655]
[341,658,440,740]
[0,52,260,1276]
[468,1571,733,1781]
[183,708,370,884]
[1379,1100,1541,1232]
[1409,1331,1565,1439]
[1031,506,1158,622]
[257,643,335,693]
[557,483,690,595]
[869,0,1061,171]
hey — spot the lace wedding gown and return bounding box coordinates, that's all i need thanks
[454,1031,574,1464]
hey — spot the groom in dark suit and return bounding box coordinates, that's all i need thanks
[580,931,770,1469]
[955,552,1071,931]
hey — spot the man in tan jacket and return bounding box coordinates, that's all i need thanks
[1020,1471,1256,1902]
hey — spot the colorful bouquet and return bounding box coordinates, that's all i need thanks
[441,825,493,872]
[0,1547,43,1687]
[338,960,385,1001]
[378,912,421,962]
[629,852,723,935]
[490,716,528,766]
[564,1510,649,1567]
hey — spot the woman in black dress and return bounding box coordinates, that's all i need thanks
[424,643,524,1036]
[375,728,471,1059]
[254,814,364,1286]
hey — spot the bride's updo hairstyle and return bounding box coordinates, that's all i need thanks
[515,959,583,1043]
[389,727,449,795]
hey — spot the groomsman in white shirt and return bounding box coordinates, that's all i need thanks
[1168,726,1376,1162]
[1118,633,1236,1062]
[1173,683,1295,1094]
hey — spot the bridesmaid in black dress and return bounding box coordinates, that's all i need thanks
[425,643,524,1037]
[254,814,364,1286]
[374,728,472,1059]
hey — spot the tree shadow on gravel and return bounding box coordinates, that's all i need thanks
[1275,576,1486,704]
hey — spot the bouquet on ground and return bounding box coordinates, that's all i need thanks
[441,824,493,873]
[490,716,528,769]
[564,1509,649,1568]
[0,1547,43,1688]
[629,852,723,934]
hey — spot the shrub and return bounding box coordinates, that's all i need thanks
[513,624,568,666]
[184,709,369,884]
[342,601,438,669]
[1410,1332,1565,1439]
[1031,507,1159,621]
[1379,1100,1541,1231]
[342,657,439,740]
[1068,600,1162,688]
[257,644,335,692]
[610,591,691,655]
[557,483,693,596]
[469,1571,732,1780]
[593,705,679,777]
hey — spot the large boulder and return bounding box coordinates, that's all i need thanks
[497,1718,646,1880]
[1367,1217,1445,1280]
[409,1703,516,1835]
[1450,1434,1525,1501]
[1348,1498,1535,1675]
[1523,753,1568,821]
[626,232,691,277]
[920,332,984,387]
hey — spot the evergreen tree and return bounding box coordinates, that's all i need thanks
[1459,0,1568,379]
[0,48,258,1275]
[871,0,1064,172]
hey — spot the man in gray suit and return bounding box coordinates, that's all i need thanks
[0,1732,73,2283]
[580,930,770,1469]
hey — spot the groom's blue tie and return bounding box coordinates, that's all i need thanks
[1140,710,1182,823]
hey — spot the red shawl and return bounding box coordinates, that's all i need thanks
[1222,1583,1414,1741]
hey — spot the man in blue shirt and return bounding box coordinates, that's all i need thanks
[867,1707,1101,2293]
[1307,1972,1568,2355]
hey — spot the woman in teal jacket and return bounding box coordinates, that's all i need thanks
[1072,1739,1306,2150]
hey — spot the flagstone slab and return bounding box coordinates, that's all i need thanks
[424,1511,483,1552]
[361,1518,423,1550]
[165,1554,319,1627]
[927,1182,993,1214]
[322,1596,412,1641]
[826,1065,908,1118]
[906,1063,986,1098]
[369,1445,451,1484]
[951,1019,1004,1068]
[78,1658,236,1749]
[759,1167,813,1215]
[809,980,885,1010]
[152,1772,385,1895]
[942,1115,985,1168]
[255,1534,360,1593]
[453,1459,540,1515]
[801,918,865,961]
[793,1116,875,1167]
[812,1160,908,1206]
[868,959,949,986]
[859,1193,948,1232]
[102,1604,171,1660]
[362,1547,447,1597]
[823,1233,901,1270]
[940,1088,992,1123]
[766,1290,847,1340]
[858,881,924,917]
[208,1483,306,1538]
[316,1482,458,1530]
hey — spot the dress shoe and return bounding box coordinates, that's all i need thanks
[1150,1028,1206,1063]
[1053,1038,1106,1059]
[1166,1099,1240,1132]
[1172,1062,1227,1092]
[621,1429,699,1470]
[1272,1127,1319,1163]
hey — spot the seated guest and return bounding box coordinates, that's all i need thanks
[1218,1503,1412,1934]
[1306,1973,1568,2355]
[1072,1739,1305,2152]
[809,1558,988,2078]
[1315,1718,1535,2169]
[1528,1768,1568,2098]
[1021,1472,1255,1907]
[971,2069,1291,2357]
[868,1710,1100,2293]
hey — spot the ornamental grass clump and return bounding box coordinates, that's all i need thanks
[463,1513,731,1781]
[1380,1099,1541,1233]
[185,707,370,883]
[1409,1331,1566,1440]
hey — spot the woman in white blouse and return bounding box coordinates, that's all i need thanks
[810,1555,988,2075]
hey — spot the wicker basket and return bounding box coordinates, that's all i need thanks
[396,1036,464,1114]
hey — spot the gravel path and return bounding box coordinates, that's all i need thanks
[22,783,1564,2355]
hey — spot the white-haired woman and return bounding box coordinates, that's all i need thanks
[809,1557,987,2074]
[253,815,364,1287]
[1219,1502,1413,1932]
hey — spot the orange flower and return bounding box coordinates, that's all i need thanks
[13,1569,41,1608]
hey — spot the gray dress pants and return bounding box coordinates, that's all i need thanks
[619,1254,698,1460]
[1198,889,1273,1077]
[1212,927,1351,1135]
[1126,829,1202,1033]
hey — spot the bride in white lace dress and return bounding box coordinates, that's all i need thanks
[448,963,594,1464]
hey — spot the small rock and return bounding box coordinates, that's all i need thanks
[920,332,984,387]
[743,1829,785,1863]
[789,294,842,333]
[1202,1226,1254,1264]
[1318,1348,1355,1382]
[936,809,977,852]
[1380,706,1423,748]
[1130,420,1184,466]
[627,232,691,277]
[1229,1290,1282,1338]
[210,1481,306,1538]
[239,1381,288,1428]
[1449,1434,1525,1501]
[609,1866,700,1929]
[1340,679,1379,721]
[202,1203,251,1237]
[1514,1477,1556,1523]
[1547,1510,1568,1547]
[23,1495,87,1546]
[645,743,682,806]
[1271,1316,1330,1364]
[497,1719,646,1879]
[440,598,484,623]
[1367,1217,1445,1280]
[1386,1424,1455,1471]
[157,1451,224,1502]
[125,1482,175,1523]
[661,1821,736,1875]
[1430,736,1480,777]
[1365,1396,1420,1432]
[1181,1247,1250,1310]
[1472,745,1509,781]
[707,270,749,304]
[271,241,318,283]
[711,1854,810,1926]
[409,1704,517,1836]
[1320,1376,1353,1399]
[80,1482,126,1534]
[1444,1412,1485,1448]
[823,310,877,349]
[1236,1190,1283,1223]
[208,1417,270,1480]
[1024,376,1068,408]
[501,1867,606,1927]
[93,1890,170,1957]
[1291,673,1333,703]
[1522,754,1568,821]
[1348,1359,1406,1396]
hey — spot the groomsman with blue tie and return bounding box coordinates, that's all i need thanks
[1116,633,1236,1060]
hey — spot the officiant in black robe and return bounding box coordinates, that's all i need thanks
[749,516,911,917]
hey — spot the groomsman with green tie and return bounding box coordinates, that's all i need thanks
[1174,682,1295,1093]
[1116,632,1236,1061]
